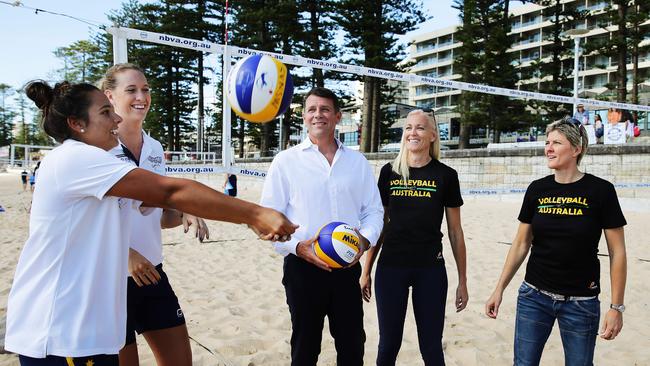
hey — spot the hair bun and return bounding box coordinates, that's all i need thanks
[53,82,72,97]
[25,80,54,110]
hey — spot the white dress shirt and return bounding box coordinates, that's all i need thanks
[260,138,384,256]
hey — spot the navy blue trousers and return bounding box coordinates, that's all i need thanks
[283,254,365,366]
[375,264,448,366]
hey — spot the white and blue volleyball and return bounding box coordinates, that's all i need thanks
[314,222,361,269]
[226,54,294,123]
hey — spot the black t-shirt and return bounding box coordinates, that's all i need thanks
[518,174,626,296]
[377,160,463,267]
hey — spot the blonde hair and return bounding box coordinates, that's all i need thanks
[546,117,588,165]
[98,63,145,91]
[392,109,440,182]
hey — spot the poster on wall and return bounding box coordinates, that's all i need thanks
[584,125,597,145]
[604,123,626,144]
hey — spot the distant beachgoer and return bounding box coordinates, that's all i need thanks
[573,103,589,125]
[485,117,627,365]
[20,170,28,191]
[28,172,35,192]
[223,173,238,197]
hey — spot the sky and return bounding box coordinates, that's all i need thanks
[0,0,462,92]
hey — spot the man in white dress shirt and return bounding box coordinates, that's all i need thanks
[261,87,384,366]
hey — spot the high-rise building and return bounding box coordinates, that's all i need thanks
[406,1,650,133]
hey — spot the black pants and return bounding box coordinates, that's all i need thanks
[283,254,365,366]
[375,264,448,366]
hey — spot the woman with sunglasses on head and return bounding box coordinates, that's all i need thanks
[361,109,468,365]
[4,80,297,366]
[100,63,207,366]
[485,117,627,366]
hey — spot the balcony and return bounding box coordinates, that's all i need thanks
[512,17,541,30]
[516,35,541,46]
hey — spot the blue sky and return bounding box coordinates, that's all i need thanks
[0,0,463,92]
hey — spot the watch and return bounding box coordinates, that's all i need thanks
[610,304,625,313]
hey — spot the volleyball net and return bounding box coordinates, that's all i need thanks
[107,26,650,181]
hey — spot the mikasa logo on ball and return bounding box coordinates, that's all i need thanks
[340,225,360,248]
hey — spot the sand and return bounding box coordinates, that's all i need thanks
[0,172,648,365]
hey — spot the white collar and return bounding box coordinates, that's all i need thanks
[299,137,344,152]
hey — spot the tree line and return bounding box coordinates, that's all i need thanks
[1,0,425,156]
[1,1,647,154]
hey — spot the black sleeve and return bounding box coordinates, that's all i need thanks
[443,168,463,207]
[600,182,627,229]
[517,183,535,224]
[377,163,392,207]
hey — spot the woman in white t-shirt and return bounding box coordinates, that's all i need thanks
[100,63,206,366]
[5,80,297,366]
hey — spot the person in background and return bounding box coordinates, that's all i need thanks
[20,170,28,191]
[573,103,589,125]
[594,114,604,143]
[621,110,635,141]
[28,171,36,192]
[223,173,238,197]
[485,117,627,366]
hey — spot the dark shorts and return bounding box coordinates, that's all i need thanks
[125,263,185,345]
[19,354,118,366]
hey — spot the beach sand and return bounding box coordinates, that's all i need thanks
[1,172,648,365]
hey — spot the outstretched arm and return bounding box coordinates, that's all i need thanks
[107,168,297,240]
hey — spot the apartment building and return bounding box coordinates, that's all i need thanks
[407,0,650,133]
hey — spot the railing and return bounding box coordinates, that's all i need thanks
[517,36,541,46]
[512,17,541,30]
[164,151,218,163]
[578,3,607,12]
[416,43,436,53]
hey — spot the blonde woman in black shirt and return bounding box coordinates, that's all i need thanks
[361,109,468,366]
[485,117,627,366]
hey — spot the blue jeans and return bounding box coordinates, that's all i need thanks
[375,264,447,366]
[514,282,600,366]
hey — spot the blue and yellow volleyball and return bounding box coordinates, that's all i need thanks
[313,222,361,269]
[226,54,294,123]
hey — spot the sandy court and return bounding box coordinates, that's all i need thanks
[0,172,648,365]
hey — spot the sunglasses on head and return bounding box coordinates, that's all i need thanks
[559,117,583,136]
